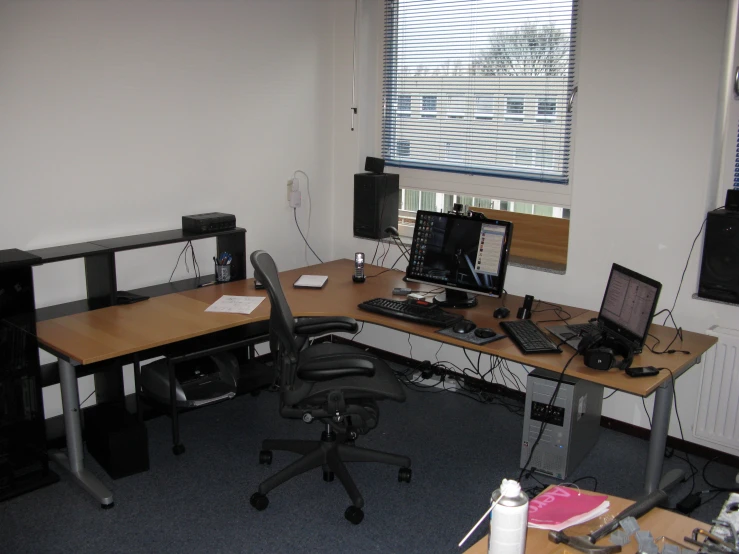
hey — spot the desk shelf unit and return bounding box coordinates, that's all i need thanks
[28,227,251,481]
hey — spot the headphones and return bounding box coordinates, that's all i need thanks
[578,331,634,371]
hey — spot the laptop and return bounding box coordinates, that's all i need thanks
[547,264,662,354]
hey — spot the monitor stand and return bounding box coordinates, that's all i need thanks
[432,289,478,309]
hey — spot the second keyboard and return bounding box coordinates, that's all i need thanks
[358,298,463,328]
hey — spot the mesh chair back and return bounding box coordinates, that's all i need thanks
[250,251,299,366]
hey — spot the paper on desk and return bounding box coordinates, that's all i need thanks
[527,486,610,531]
[205,295,265,315]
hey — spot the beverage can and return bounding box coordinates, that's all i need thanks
[488,479,528,554]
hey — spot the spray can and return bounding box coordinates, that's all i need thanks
[488,479,528,554]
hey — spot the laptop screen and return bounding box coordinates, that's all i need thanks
[598,264,662,348]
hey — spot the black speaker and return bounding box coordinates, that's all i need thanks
[698,209,739,304]
[353,173,400,240]
[365,156,385,174]
[727,189,739,212]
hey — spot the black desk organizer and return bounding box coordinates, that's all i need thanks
[25,227,271,477]
[0,249,59,502]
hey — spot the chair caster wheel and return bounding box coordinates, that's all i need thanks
[344,505,364,524]
[172,444,186,455]
[250,492,269,511]
[101,502,115,510]
[398,467,412,483]
[323,470,335,482]
[258,450,272,465]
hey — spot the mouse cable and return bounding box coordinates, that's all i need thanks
[518,350,578,483]
[293,208,323,264]
[533,299,573,323]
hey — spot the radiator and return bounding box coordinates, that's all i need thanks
[693,326,739,450]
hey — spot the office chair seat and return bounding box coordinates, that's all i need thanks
[248,250,411,524]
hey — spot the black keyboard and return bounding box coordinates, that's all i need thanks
[500,320,562,354]
[358,298,463,328]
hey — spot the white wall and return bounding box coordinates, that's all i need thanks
[0,0,337,417]
[331,0,739,453]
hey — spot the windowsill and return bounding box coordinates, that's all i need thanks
[691,293,739,307]
[352,235,566,274]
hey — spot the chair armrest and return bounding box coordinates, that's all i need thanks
[298,355,375,381]
[294,316,359,336]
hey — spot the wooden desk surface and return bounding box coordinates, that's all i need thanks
[464,491,708,554]
[36,259,716,397]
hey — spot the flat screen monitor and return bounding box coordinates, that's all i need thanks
[406,210,513,308]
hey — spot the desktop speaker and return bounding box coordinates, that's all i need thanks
[364,156,385,174]
[698,209,739,304]
[353,173,400,240]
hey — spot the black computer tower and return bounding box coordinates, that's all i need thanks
[698,209,739,304]
[353,173,400,240]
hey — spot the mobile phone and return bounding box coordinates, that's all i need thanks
[353,252,366,283]
[626,366,660,378]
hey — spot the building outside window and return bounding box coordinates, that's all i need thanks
[537,98,556,123]
[421,95,438,118]
[505,96,525,122]
[474,96,495,120]
[446,95,465,119]
[397,140,410,157]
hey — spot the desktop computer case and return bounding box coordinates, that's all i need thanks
[520,368,603,479]
[353,173,400,240]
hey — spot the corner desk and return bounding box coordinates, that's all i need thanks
[34,259,717,507]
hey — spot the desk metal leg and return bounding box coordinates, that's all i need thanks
[169,358,185,455]
[49,359,114,508]
[644,378,684,494]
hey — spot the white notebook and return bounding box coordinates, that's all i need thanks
[293,275,328,289]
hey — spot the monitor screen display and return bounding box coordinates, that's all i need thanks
[406,211,513,306]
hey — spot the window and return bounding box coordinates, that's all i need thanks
[398,94,411,118]
[537,98,557,123]
[381,0,577,184]
[474,96,495,120]
[421,95,437,118]
[446,95,465,119]
[505,96,525,122]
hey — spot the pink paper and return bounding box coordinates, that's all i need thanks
[528,486,608,526]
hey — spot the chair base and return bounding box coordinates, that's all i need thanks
[256,432,411,510]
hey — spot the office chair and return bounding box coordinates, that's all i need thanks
[249,250,411,524]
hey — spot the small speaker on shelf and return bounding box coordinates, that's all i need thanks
[726,189,739,212]
[364,156,385,175]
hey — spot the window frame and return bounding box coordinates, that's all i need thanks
[380,0,579,204]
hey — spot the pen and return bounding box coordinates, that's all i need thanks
[198,281,217,288]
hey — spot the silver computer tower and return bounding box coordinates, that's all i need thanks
[520,368,603,479]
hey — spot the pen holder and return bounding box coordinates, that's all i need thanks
[215,263,231,282]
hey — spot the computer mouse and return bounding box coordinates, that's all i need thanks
[474,327,497,339]
[452,320,476,334]
[493,306,510,319]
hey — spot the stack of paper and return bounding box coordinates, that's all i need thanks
[528,486,610,532]
[205,295,265,315]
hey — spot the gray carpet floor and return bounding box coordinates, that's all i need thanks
[1,375,737,553]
